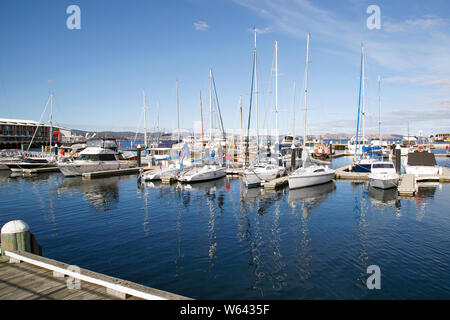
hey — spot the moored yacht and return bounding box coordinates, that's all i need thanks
[4,153,57,171]
[178,164,226,183]
[243,161,286,188]
[288,162,335,189]
[58,146,136,177]
[405,151,441,182]
[368,161,399,189]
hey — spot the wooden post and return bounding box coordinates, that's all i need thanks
[395,147,401,174]
[137,145,141,168]
[291,147,296,171]
[1,220,31,258]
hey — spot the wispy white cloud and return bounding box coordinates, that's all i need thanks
[424,79,450,87]
[384,15,446,33]
[383,76,425,83]
[232,0,450,134]
[193,20,209,31]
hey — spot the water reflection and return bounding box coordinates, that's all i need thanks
[57,176,120,212]
[288,182,336,287]
[288,182,336,217]
[415,182,438,221]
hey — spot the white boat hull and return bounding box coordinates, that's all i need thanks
[369,176,399,189]
[179,166,226,183]
[288,173,334,189]
[142,167,179,181]
[243,167,284,188]
[58,161,135,177]
[405,165,439,179]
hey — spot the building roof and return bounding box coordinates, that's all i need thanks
[0,118,68,130]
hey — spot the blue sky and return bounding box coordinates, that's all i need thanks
[0,0,449,137]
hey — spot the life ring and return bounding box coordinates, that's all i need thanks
[314,144,326,153]
[417,145,425,153]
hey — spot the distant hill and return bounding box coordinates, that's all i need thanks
[71,129,167,140]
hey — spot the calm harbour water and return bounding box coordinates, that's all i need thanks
[0,156,449,299]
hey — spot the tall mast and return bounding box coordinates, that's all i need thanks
[275,40,279,152]
[176,80,180,143]
[378,75,382,145]
[143,89,147,148]
[157,100,160,138]
[303,33,310,148]
[209,68,213,143]
[254,28,259,152]
[292,80,297,141]
[49,92,54,150]
[354,43,364,160]
[239,95,243,162]
[361,44,366,145]
[200,90,204,146]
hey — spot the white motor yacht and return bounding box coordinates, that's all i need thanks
[368,161,399,189]
[58,146,136,177]
[405,151,441,182]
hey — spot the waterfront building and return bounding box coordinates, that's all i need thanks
[0,118,73,149]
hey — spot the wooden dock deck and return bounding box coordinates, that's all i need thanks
[0,251,190,300]
[398,174,416,196]
[439,166,450,182]
[0,256,129,300]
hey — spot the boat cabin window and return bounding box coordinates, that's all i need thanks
[76,154,117,161]
[372,163,394,169]
[313,168,325,173]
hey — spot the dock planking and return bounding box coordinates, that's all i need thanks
[398,174,416,196]
[0,256,127,300]
[0,251,191,300]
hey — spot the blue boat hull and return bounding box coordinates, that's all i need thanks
[353,163,372,172]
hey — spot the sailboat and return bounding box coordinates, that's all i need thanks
[243,35,286,188]
[178,69,226,183]
[6,93,58,171]
[352,43,378,172]
[288,33,335,190]
[366,76,398,189]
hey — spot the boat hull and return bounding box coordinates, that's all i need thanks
[142,168,179,181]
[243,167,282,188]
[353,163,372,172]
[6,162,56,171]
[179,167,226,183]
[58,161,135,177]
[288,172,334,189]
[369,176,399,189]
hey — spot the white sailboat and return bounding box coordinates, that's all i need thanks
[243,37,286,188]
[352,43,378,172]
[178,70,226,183]
[288,33,335,190]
